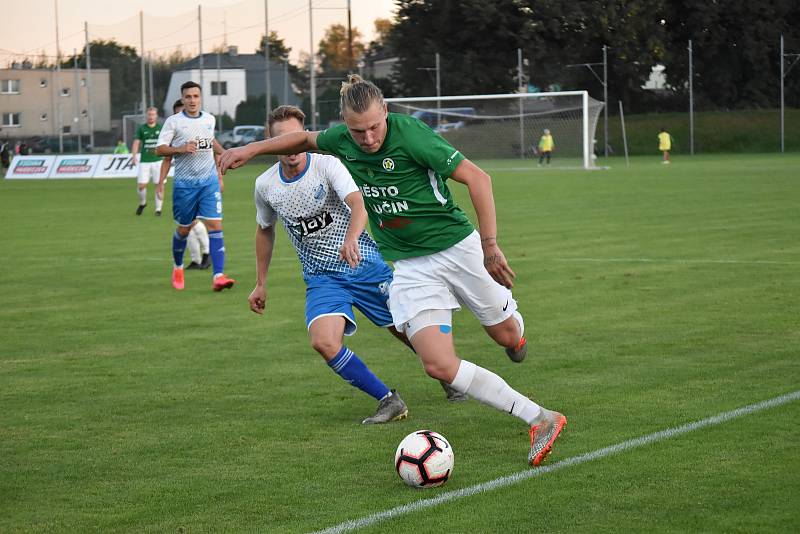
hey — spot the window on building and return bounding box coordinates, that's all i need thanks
[210,81,227,96]
[62,125,71,134]
[2,112,21,127]
[1,79,21,94]
[81,109,88,118]
[80,78,86,87]
[61,87,70,96]
[40,112,48,121]
[40,79,48,88]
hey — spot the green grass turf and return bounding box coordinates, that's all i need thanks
[1,153,798,532]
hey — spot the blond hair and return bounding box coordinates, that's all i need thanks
[339,74,384,115]
[268,105,306,135]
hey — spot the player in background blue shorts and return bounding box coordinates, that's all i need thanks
[249,106,462,425]
[156,81,235,292]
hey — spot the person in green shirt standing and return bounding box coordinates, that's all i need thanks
[131,107,165,215]
[220,75,566,468]
[113,139,129,154]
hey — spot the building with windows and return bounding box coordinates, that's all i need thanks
[163,47,299,120]
[0,65,110,139]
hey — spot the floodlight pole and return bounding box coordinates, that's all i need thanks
[778,34,800,152]
[55,0,63,153]
[435,52,441,130]
[688,39,694,155]
[603,45,608,158]
[74,49,81,150]
[139,11,146,115]
[148,53,154,108]
[309,0,316,130]
[518,48,524,159]
[198,6,204,93]
[216,50,222,132]
[264,0,271,119]
[84,21,95,149]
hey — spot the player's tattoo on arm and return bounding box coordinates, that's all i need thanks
[484,254,501,266]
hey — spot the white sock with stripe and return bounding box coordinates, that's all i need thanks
[450,359,541,425]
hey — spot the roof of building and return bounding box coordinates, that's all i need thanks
[177,52,283,71]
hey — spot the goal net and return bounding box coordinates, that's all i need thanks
[385,91,604,169]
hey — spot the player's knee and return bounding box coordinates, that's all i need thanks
[310,337,341,360]
[421,359,450,381]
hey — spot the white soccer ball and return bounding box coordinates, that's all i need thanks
[394,430,454,488]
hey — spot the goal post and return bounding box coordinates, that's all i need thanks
[385,91,604,169]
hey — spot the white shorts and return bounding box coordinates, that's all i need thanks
[137,161,162,185]
[388,231,517,329]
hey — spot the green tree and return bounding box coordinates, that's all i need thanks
[256,31,292,62]
[61,40,141,117]
[661,0,800,109]
[318,23,365,73]
[390,0,529,96]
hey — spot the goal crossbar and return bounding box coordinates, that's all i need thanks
[386,91,601,169]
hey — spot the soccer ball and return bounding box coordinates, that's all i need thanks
[394,430,454,488]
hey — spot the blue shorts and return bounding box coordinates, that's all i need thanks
[305,270,394,336]
[172,181,222,226]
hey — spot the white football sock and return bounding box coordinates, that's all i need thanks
[512,310,524,338]
[186,228,202,264]
[450,359,542,425]
[154,190,163,212]
[137,188,146,205]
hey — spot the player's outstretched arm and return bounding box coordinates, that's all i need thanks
[249,225,276,315]
[340,192,366,268]
[450,159,516,289]
[219,131,319,174]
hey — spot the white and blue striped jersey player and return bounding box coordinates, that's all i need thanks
[254,152,394,335]
[157,110,221,226]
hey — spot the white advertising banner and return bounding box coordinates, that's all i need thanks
[5,155,57,179]
[4,153,176,179]
[49,155,102,179]
[94,154,139,178]
[94,154,175,179]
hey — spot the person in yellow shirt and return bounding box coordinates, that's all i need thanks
[536,129,554,166]
[658,128,672,164]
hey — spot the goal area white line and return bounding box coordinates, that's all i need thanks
[312,390,800,534]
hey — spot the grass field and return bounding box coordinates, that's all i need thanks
[2,153,799,532]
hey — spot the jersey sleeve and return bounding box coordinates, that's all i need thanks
[254,183,277,228]
[315,124,347,155]
[322,155,359,201]
[402,118,465,178]
[157,116,176,147]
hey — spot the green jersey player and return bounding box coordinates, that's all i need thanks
[131,107,164,215]
[220,75,566,467]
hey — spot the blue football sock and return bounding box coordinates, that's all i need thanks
[172,231,187,267]
[327,347,390,401]
[208,229,225,276]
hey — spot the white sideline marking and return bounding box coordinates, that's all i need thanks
[544,257,800,266]
[312,390,800,534]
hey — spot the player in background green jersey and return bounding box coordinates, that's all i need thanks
[131,107,164,215]
[220,75,566,467]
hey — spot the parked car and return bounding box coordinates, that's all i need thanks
[236,125,266,145]
[216,125,266,149]
[411,107,476,130]
[30,136,92,154]
[216,130,239,149]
